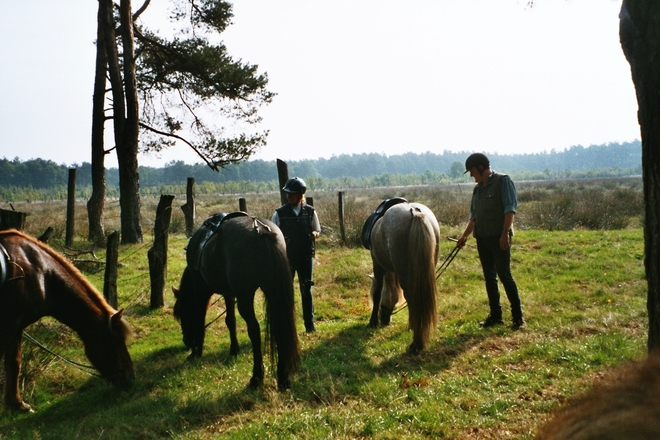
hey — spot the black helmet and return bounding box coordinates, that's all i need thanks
[464,153,490,173]
[282,177,307,194]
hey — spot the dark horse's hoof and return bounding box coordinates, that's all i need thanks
[277,379,291,392]
[407,343,424,355]
[249,376,263,389]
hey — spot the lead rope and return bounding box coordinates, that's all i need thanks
[22,332,100,377]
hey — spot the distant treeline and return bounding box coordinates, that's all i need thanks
[0,141,642,200]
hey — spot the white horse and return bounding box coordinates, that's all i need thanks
[366,202,440,353]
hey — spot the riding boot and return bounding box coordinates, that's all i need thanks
[512,307,525,329]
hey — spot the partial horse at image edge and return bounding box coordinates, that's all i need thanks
[536,353,660,439]
[367,202,440,353]
[0,229,134,412]
[173,214,300,391]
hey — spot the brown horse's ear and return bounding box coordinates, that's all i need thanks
[172,287,179,298]
[110,309,134,339]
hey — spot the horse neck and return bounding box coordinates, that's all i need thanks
[46,274,110,344]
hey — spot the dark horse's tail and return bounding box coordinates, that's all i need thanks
[406,207,438,352]
[256,223,301,387]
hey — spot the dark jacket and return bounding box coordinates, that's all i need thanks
[276,204,316,258]
[472,173,507,238]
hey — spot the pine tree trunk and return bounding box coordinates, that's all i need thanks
[620,0,660,351]
[118,0,143,244]
[87,0,112,245]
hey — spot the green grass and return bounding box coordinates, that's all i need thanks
[0,226,647,439]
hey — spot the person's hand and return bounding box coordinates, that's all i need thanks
[312,231,320,238]
[500,231,511,250]
[456,235,468,249]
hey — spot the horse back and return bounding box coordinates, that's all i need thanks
[370,203,440,274]
[199,216,287,293]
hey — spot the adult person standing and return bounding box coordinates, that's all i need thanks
[456,153,525,329]
[272,177,321,333]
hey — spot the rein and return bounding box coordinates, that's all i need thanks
[22,331,101,377]
[436,239,462,280]
[205,298,227,328]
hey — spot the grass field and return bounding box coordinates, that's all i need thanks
[0,179,649,439]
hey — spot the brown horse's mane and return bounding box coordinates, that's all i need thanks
[0,229,132,339]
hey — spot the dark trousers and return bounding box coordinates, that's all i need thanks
[289,255,315,329]
[476,236,523,320]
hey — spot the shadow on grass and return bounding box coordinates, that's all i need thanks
[0,320,491,437]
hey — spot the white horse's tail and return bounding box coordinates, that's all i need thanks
[405,207,438,352]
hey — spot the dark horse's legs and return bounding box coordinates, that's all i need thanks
[2,330,33,412]
[223,296,240,356]
[236,294,264,388]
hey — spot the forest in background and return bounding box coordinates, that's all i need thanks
[0,140,642,200]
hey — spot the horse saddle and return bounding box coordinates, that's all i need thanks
[361,197,407,249]
[186,211,249,270]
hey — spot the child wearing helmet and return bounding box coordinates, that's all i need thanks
[272,177,321,333]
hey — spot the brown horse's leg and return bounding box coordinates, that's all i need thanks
[3,332,33,412]
[369,267,385,327]
[224,296,240,356]
[236,296,264,388]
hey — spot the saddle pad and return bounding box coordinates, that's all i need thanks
[361,197,407,249]
[186,211,249,270]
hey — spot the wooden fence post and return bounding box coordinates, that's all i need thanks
[276,159,289,205]
[148,195,175,309]
[338,191,346,245]
[239,198,247,212]
[65,168,77,247]
[104,231,119,309]
[181,177,196,237]
[0,208,26,231]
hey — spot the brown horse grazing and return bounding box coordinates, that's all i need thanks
[536,353,660,439]
[173,214,301,391]
[0,229,134,412]
[366,202,440,353]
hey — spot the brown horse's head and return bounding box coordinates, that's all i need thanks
[85,309,135,388]
[173,267,212,359]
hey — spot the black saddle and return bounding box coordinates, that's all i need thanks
[186,211,249,270]
[361,197,407,249]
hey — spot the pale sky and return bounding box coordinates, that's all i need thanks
[0,0,638,168]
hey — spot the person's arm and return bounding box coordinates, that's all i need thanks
[500,212,515,250]
[311,211,321,237]
[457,219,474,249]
[271,211,280,226]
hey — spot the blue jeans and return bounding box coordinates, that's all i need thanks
[476,236,523,320]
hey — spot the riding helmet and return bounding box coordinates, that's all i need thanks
[282,177,307,194]
[464,153,490,173]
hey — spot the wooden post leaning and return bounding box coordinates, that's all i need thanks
[148,194,175,309]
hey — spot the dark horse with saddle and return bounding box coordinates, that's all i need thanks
[173,212,301,391]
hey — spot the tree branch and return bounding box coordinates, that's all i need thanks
[138,122,218,170]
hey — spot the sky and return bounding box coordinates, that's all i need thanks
[0,0,639,168]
